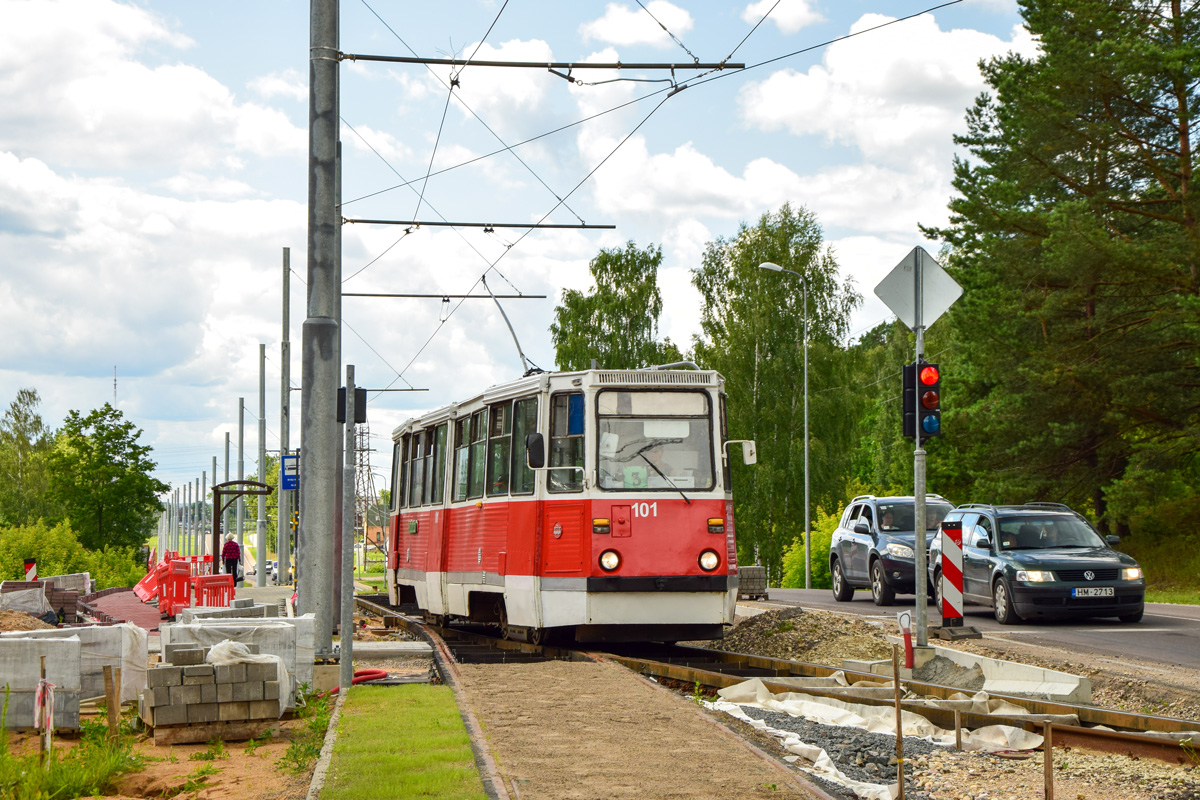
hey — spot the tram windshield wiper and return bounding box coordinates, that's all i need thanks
[638,450,691,505]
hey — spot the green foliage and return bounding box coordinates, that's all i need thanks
[0,686,144,799]
[550,240,682,370]
[692,203,860,581]
[280,690,331,774]
[0,388,61,527]
[0,520,145,589]
[780,506,837,590]
[925,0,1200,535]
[47,403,168,551]
[189,739,229,761]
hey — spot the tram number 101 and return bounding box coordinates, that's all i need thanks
[632,502,658,518]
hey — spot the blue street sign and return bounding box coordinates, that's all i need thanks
[282,454,299,490]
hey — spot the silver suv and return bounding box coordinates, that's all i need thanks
[830,494,955,605]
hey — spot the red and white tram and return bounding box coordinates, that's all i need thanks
[385,367,756,643]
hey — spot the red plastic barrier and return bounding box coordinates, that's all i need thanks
[195,573,235,607]
[161,560,194,617]
[133,568,159,602]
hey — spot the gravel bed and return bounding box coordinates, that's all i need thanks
[737,705,941,799]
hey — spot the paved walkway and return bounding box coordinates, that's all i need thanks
[89,589,164,631]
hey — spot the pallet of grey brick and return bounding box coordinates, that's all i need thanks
[0,636,82,730]
[160,619,310,707]
[1,622,149,703]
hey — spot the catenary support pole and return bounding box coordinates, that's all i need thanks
[279,246,291,585]
[340,365,355,692]
[237,398,245,584]
[223,433,230,541]
[301,0,340,657]
[211,458,217,554]
[258,344,267,587]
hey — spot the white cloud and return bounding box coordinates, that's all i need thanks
[0,0,304,170]
[737,13,1036,168]
[579,2,694,48]
[249,68,307,102]
[741,0,824,34]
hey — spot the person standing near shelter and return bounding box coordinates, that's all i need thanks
[222,533,241,582]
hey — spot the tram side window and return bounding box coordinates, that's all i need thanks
[487,403,512,496]
[391,439,404,510]
[510,397,537,495]
[468,409,488,499]
[409,430,426,506]
[453,418,470,502]
[549,392,584,493]
[426,423,447,505]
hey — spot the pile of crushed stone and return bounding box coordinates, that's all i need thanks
[712,606,895,666]
[0,609,56,631]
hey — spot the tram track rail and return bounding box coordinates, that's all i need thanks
[353,595,1199,765]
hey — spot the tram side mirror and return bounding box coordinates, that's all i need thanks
[723,439,757,466]
[525,433,545,469]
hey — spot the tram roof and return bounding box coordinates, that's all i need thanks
[390,367,724,439]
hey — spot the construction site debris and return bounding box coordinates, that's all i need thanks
[0,609,56,631]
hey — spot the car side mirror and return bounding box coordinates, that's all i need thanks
[525,432,545,469]
[853,521,870,535]
[976,534,991,549]
[1106,535,1120,545]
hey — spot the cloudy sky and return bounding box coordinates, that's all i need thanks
[0,0,1034,497]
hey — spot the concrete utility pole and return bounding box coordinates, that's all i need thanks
[300,0,340,657]
[237,398,245,583]
[340,365,356,691]
[279,247,292,585]
[211,457,217,555]
[258,344,268,587]
[223,433,231,543]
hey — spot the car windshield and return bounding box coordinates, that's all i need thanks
[995,515,1107,550]
[876,501,955,532]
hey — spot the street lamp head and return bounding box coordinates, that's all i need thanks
[758,261,784,272]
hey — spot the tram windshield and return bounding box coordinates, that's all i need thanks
[596,390,714,491]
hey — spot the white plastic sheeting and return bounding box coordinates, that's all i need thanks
[712,678,1046,800]
[0,636,82,729]
[0,587,51,616]
[0,623,148,703]
[207,640,288,718]
[161,615,315,708]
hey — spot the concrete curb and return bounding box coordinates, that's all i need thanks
[871,636,1092,703]
[304,688,347,800]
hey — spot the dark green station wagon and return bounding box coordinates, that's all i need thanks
[927,503,1146,624]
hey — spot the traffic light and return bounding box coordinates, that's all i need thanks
[902,361,942,441]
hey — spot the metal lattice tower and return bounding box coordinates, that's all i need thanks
[354,424,375,565]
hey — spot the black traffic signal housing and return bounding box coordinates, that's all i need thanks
[902,361,942,441]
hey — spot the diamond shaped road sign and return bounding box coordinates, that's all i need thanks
[873,246,963,331]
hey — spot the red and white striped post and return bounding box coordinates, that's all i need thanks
[23,558,37,581]
[940,520,963,627]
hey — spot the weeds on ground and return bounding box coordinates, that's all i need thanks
[163,762,219,797]
[279,690,332,774]
[0,685,145,799]
[189,739,229,761]
[243,729,274,756]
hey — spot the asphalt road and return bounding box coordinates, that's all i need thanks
[766,587,1200,672]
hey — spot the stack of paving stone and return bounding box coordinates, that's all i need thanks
[139,643,282,730]
[179,596,273,622]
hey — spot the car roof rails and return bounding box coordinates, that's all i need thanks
[1022,502,1073,512]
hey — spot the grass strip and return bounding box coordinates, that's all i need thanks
[320,685,487,800]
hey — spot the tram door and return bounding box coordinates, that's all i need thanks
[542,503,584,574]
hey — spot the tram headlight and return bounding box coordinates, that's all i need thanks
[599,550,621,571]
[698,550,720,572]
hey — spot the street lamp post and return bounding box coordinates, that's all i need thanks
[759,262,811,589]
